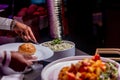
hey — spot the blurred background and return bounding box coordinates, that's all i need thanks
[0,0,120,55]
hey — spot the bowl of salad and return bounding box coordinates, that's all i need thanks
[41,38,75,62]
[41,54,120,80]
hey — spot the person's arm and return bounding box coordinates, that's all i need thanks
[13,20,37,42]
[0,51,11,67]
[0,17,23,31]
[0,52,5,66]
[0,17,37,42]
[0,17,13,30]
[0,51,11,66]
[0,51,36,72]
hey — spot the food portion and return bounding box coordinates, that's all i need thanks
[58,54,119,80]
[41,38,74,52]
[18,43,36,56]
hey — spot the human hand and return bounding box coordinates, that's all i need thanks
[9,51,37,72]
[13,21,37,42]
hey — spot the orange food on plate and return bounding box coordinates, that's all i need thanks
[58,54,119,80]
[18,43,36,56]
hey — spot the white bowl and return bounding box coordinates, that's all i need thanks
[41,40,75,62]
[41,56,120,80]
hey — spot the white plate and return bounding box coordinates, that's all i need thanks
[0,43,54,61]
[41,56,120,80]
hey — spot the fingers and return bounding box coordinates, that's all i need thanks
[22,26,37,42]
[25,60,33,66]
[27,27,37,42]
[10,51,37,72]
[24,55,37,60]
[23,26,31,41]
[14,22,37,42]
[23,55,37,66]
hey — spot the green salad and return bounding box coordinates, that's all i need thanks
[99,62,119,80]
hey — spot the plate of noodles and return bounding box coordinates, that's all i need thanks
[0,43,54,61]
[41,54,120,80]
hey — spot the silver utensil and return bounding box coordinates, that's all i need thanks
[28,39,40,45]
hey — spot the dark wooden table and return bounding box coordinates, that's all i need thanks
[24,49,88,80]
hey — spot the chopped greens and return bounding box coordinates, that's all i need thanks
[51,38,62,45]
[99,62,118,80]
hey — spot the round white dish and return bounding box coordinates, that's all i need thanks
[0,43,54,61]
[41,56,120,80]
[0,43,53,75]
[41,40,75,62]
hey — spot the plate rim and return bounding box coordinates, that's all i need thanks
[41,55,120,80]
[0,42,54,61]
